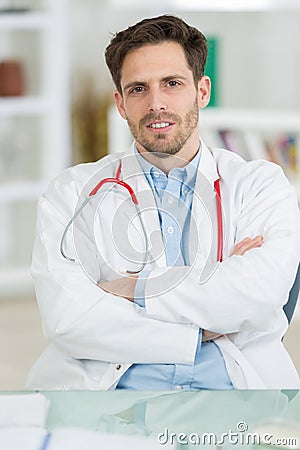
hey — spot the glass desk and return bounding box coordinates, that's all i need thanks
[40,390,300,448]
[1,390,299,448]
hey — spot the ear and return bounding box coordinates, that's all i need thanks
[197,76,211,109]
[114,90,127,120]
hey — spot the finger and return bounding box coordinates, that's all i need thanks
[202,330,223,342]
[238,238,263,255]
[233,237,251,249]
[233,241,262,256]
[251,235,264,246]
[232,235,263,256]
[98,281,111,293]
[235,235,263,248]
[254,234,263,241]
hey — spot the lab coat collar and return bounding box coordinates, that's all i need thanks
[189,140,221,275]
[198,139,220,184]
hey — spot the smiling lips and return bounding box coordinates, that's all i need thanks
[146,121,175,132]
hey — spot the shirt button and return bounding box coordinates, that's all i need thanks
[153,171,160,178]
[116,364,122,370]
[167,226,174,234]
[168,196,174,204]
[183,188,189,195]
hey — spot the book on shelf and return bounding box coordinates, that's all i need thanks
[242,131,270,161]
[218,129,252,161]
[203,128,299,178]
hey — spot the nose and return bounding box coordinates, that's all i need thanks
[148,87,167,112]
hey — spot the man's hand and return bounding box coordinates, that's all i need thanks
[98,275,138,302]
[231,235,263,256]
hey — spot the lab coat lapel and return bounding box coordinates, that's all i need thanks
[121,147,167,268]
[190,142,220,278]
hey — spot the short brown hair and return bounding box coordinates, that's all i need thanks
[105,15,208,94]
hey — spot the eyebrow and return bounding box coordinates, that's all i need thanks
[162,75,188,83]
[123,74,189,92]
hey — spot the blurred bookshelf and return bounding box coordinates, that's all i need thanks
[0,11,54,29]
[200,108,300,199]
[0,0,70,298]
[0,96,52,115]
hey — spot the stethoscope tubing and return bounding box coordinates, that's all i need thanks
[214,178,223,263]
[60,162,149,270]
[60,197,91,262]
[59,160,223,269]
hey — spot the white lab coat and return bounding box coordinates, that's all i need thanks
[26,142,300,390]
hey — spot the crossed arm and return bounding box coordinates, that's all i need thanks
[98,235,264,341]
[98,235,263,300]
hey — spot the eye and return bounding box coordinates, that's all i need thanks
[167,80,181,87]
[130,86,145,94]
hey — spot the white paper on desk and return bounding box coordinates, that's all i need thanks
[48,428,177,450]
[0,427,47,450]
[0,393,50,427]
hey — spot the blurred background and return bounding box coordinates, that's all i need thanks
[0,0,299,389]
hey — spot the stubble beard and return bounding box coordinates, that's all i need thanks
[126,99,199,159]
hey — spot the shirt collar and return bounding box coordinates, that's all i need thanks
[134,145,201,191]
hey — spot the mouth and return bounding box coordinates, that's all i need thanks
[146,120,175,133]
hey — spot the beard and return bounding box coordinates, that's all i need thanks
[126,98,199,158]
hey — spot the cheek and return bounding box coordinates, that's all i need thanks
[173,90,197,108]
[124,101,144,122]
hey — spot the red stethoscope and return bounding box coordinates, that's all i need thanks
[60,161,223,267]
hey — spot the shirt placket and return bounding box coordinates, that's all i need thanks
[161,175,185,267]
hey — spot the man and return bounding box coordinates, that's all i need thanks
[27,15,300,390]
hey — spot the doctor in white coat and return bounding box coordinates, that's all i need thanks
[27,15,300,390]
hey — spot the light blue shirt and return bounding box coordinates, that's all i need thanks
[117,147,233,390]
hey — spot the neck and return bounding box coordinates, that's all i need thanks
[136,136,201,174]
[139,150,198,174]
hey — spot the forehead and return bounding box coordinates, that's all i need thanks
[120,41,192,85]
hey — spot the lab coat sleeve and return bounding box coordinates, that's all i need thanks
[31,168,198,365]
[143,161,300,333]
